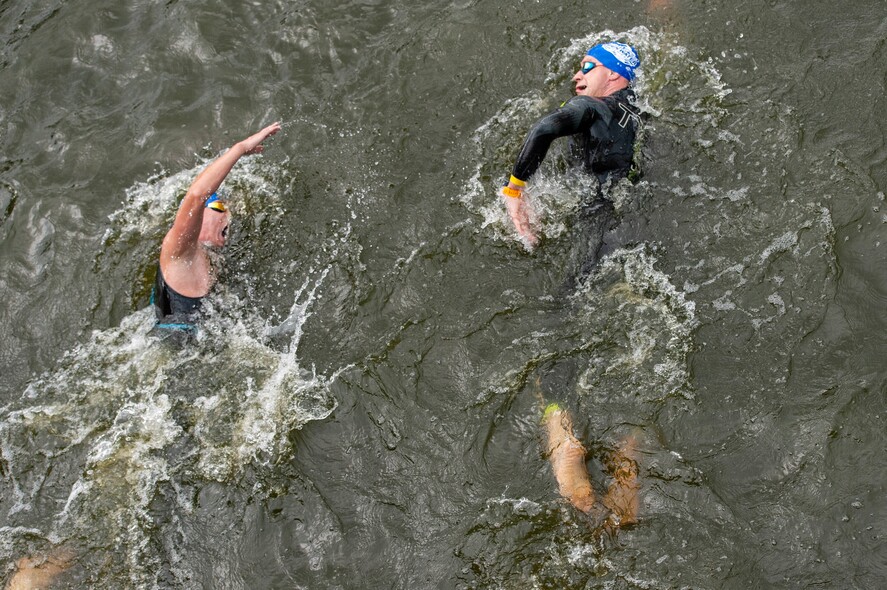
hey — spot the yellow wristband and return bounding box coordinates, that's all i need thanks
[501,186,522,199]
[509,175,527,187]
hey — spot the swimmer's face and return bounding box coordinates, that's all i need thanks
[200,205,231,248]
[573,57,609,98]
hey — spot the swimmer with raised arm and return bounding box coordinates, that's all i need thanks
[3,124,283,590]
[153,122,281,329]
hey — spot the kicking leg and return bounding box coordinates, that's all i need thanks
[542,404,596,514]
[602,433,640,527]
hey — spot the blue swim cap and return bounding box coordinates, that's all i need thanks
[204,192,228,212]
[586,42,641,82]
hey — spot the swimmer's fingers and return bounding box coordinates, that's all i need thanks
[522,228,539,248]
[241,122,282,154]
[503,192,539,248]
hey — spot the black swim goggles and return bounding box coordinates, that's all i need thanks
[580,61,599,74]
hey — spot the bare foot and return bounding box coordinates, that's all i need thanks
[543,404,596,514]
[5,549,74,590]
[602,433,641,527]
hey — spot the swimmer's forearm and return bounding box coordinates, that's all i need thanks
[167,123,282,253]
[187,122,281,204]
[187,143,248,203]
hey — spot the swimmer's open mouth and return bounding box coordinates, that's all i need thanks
[222,225,229,239]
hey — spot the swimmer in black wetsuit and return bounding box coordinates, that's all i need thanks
[498,43,644,530]
[152,122,281,329]
[501,42,641,258]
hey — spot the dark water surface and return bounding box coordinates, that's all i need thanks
[2,0,886,587]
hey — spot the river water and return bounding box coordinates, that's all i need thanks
[1,0,885,587]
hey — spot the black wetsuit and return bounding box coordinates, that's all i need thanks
[511,88,639,187]
[152,265,203,328]
[509,88,640,286]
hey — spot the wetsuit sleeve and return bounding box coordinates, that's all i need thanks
[510,96,606,182]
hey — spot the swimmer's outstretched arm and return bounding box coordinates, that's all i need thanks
[161,122,281,260]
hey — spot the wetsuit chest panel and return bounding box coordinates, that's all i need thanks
[569,90,639,184]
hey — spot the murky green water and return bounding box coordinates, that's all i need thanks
[2,0,886,587]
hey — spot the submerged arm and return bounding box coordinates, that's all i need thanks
[501,98,599,247]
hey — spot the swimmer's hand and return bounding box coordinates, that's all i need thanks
[239,122,282,155]
[501,186,539,248]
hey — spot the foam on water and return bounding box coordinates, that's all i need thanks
[1,296,337,583]
[575,244,697,404]
[193,273,341,480]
